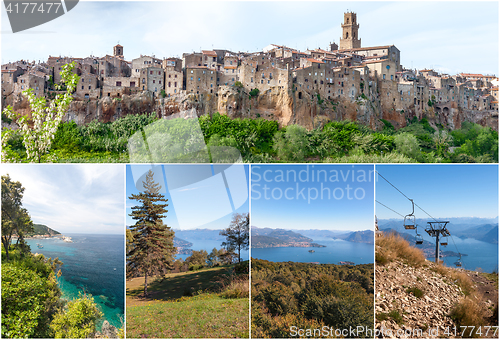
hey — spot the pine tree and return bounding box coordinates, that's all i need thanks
[220,213,249,263]
[127,170,176,296]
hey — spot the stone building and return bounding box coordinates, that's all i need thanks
[131,55,161,78]
[1,65,24,97]
[14,73,45,97]
[186,66,216,94]
[139,67,164,94]
[76,73,100,99]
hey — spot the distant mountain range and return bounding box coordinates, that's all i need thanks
[173,228,225,241]
[378,218,498,245]
[334,230,374,244]
[251,228,325,248]
[28,224,61,237]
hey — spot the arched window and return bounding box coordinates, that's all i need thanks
[346,32,349,39]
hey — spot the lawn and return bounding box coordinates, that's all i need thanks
[126,265,249,338]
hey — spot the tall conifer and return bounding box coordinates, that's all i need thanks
[127,170,176,296]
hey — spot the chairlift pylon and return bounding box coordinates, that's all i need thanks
[404,199,416,230]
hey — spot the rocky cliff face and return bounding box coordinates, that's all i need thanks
[375,259,498,338]
[4,88,497,132]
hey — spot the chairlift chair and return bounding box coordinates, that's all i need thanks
[415,233,424,245]
[403,199,416,230]
[404,214,416,230]
[440,236,448,246]
[454,254,462,267]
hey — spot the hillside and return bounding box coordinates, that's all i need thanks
[335,230,374,244]
[251,228,325,248]
[376,233,498,338]
[173,236,192,248]
[27,224,61,236]
[126,264,249,338]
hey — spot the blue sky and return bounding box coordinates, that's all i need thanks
[126,164,249,230]
[375,164,499,220]
[2,164,124,234]
[1,1,498,75]
[251,164,375,231]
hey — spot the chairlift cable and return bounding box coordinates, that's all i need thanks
[375,200,405,218]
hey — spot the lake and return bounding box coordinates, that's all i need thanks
[251,239,374,264]
[175,238,250,262]
[26,234,124,330]
[427,238,498,273]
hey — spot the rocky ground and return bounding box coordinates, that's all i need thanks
[375,259,498,339]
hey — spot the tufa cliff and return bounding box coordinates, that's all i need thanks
[4,86,498,132]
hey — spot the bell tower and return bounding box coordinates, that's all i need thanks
[113,44,124,58]
[339,12,361,50]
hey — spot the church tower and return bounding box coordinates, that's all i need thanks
[113,44,123,58]
[339,12,361,50]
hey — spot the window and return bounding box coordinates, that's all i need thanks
[168,82,171,87]
[191,77,193,81]
[174,82,177,87]
[383,74,386,80]
[116,81,122,86]
[88,85,91,90]
[169,74,171,78]
[153,80,155,84]
[82,85,84,90]
[198,77,201,81]
[251,77,253,82]
[150,71,153,75]
[391,75,393,80]
[190,70,193,73]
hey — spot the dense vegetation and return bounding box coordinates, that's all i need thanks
[3,113,497,163]
[251,259,374,338]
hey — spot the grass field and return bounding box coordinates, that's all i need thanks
[126,265,249,338]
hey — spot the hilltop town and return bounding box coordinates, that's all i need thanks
[2,12,498,131]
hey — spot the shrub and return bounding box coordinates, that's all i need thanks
[449,297,485,338]
[249,88,259,98]
[49,293,103,338]
[394,132,421,161]
[376,233,426,267]
[1,263,59,338]
[406,286,424,298]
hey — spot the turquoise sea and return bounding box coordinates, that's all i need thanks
[27,234,124,330]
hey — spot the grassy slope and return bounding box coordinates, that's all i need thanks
[126,265,249,338]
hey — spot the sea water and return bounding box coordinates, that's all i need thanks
[26,234,124,330]
[251,239,374,265]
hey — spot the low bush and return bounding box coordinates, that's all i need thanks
[376,233,426,267]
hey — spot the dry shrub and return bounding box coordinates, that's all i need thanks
[220,277,249,299]
[450,297,486,338]
[376,233,426,267]
[434,265,473,296]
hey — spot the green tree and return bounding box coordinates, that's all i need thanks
[185,250,208,267]
[220,213,249,263]
[1,175,34,261]
[207,247,224,267]
[2,62,80,163]
[433,130,452,156]
[127,170,176,296]
[49,293,103,338]
[394,132,421,161]
[273,125,309,162]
